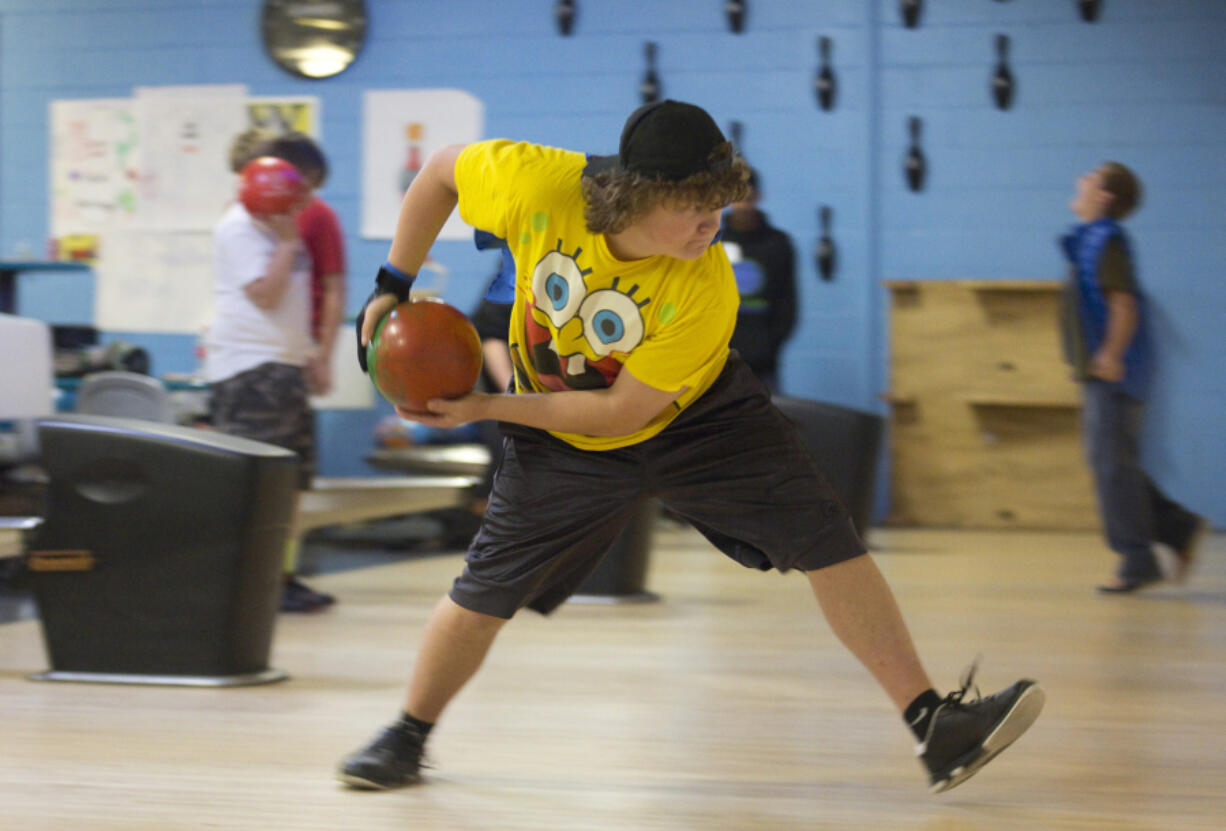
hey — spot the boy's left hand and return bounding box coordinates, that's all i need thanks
[1090,351,1125,382]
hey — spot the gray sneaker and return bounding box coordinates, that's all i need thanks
[917,663,1045,793]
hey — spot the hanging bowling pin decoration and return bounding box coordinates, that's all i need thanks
[1077,0,1102,22]
[901,0,923,29]
[725,0,747,33]
[904,117,926,192]
[991,34,1015,111]
[554,0,576,36]
[640,42,661,104]
[816,206,837,282]
[814,36,837,111]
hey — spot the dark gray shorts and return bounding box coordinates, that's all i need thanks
[210,362,315,490]
[450,356,865,618]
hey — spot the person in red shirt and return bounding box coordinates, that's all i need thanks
[259,133,348,613]
[263,133,347,396]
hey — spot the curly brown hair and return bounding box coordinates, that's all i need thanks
[582,144,752,234]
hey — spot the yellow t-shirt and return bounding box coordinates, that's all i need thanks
[455,139,738,451]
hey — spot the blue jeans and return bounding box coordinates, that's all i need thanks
[1081,380,1197,581]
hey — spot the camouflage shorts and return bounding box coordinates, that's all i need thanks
[210,362,315,489]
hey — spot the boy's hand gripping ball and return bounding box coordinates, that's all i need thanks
[366,298,483,413]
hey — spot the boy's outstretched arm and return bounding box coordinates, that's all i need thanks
[411,369,685,438]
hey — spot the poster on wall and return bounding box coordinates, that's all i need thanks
[134,85,248,231]
[361,89,484,240]
[51,86,321,334]
[92,229,214,334]
[246,96,321,138]
[49,98,142,238]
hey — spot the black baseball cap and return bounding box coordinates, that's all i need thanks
[584,100,732,181]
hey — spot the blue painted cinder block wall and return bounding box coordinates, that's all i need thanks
[1,0,1222,525]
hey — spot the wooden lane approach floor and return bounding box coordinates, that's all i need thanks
[1,526,1223,830]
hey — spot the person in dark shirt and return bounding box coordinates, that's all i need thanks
[720,168,797,391]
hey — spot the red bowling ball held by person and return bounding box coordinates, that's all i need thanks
[238,156,311,218]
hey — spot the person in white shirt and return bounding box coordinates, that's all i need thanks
[206,165,333,613]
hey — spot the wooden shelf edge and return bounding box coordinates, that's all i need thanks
[884,279,1062,292]
[963,279,1063,292]
[882,392,1079,408]
[964,395,1080,409]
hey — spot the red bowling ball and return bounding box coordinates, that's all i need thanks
[238,156,309,216]
[366,298,483,413]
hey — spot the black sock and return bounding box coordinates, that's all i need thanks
[904,689,943,741]
[397,712,434,738]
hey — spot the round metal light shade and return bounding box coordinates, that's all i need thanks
[262,0,367,80]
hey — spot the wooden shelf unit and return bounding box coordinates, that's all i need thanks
[885,279,1097,530]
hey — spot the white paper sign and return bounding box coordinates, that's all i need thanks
[93,229,214,334]
[134,85,247,231]
[49,98,142,237]
[361,89,484,240]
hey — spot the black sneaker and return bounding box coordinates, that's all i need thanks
[281,576,335,613]
[337,723,427,790]
[917,662,1045,793]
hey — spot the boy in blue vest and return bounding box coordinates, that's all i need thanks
[1061,162,1207,592]
[338,100,1045,793]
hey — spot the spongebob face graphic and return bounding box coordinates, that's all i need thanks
[524,240,649,391]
